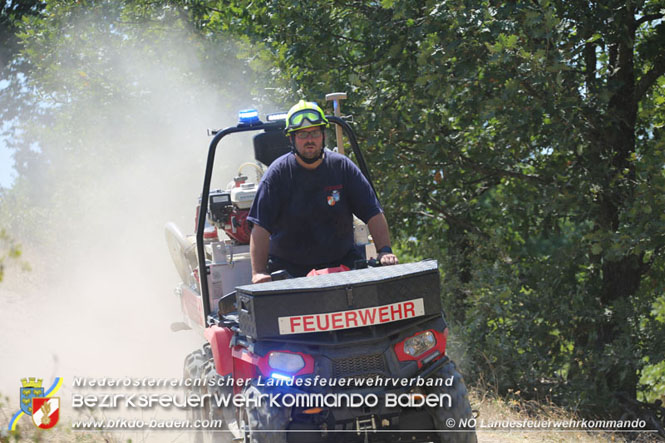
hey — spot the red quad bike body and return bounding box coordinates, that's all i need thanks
[166,109,476,443]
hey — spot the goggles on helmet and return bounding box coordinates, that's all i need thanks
[285,100,330,134]
[287,110,326,131]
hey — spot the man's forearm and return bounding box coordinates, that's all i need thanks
[250,224,270,276]
[367,212,399,265]
[367,212,392,250]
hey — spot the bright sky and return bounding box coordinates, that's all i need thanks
[0,79,16,189]
[0,141,15,189]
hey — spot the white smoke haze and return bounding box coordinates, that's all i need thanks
[0,8,269,438]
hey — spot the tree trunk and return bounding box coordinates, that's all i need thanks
[596,4,640,401]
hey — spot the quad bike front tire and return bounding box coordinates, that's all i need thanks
[200,357,234,443]
[427,360,477,443]
[183,345,213,443]
[241,385,291,443]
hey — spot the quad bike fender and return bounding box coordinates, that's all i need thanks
[203,325,234,376]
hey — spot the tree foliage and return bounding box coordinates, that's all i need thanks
[185,0,665,413]
[0,0,44,95]
[0,0,259,247]
[0,1,45,188]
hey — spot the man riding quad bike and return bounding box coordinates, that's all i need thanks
[166,98,477,442]
[248,100,398,284]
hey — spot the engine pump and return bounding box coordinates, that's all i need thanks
[207,175,257,245]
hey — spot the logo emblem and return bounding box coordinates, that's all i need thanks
[9,377,62,432]
[31,397,60,429]
[19,378,43,415]
[327,189,340,206]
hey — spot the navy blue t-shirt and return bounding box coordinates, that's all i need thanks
[247,150,382,266]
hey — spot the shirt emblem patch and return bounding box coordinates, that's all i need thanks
[327,189,341,206]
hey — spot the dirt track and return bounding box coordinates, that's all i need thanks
[0,247,203,443]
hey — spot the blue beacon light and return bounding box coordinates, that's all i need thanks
[238,109,261,126]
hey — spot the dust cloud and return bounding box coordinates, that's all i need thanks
[0,10,267,425]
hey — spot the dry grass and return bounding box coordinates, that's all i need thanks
[470,388,661,442]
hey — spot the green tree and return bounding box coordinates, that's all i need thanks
[0,0,44,114]
[1,1,45,195]
[189,0,665,414]
[1,0,258,246]
[0,2,43,284]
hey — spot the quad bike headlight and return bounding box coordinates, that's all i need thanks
[268,352,305,373]
[403,331,437,357]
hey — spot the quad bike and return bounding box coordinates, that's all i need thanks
[165,102,477,443]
